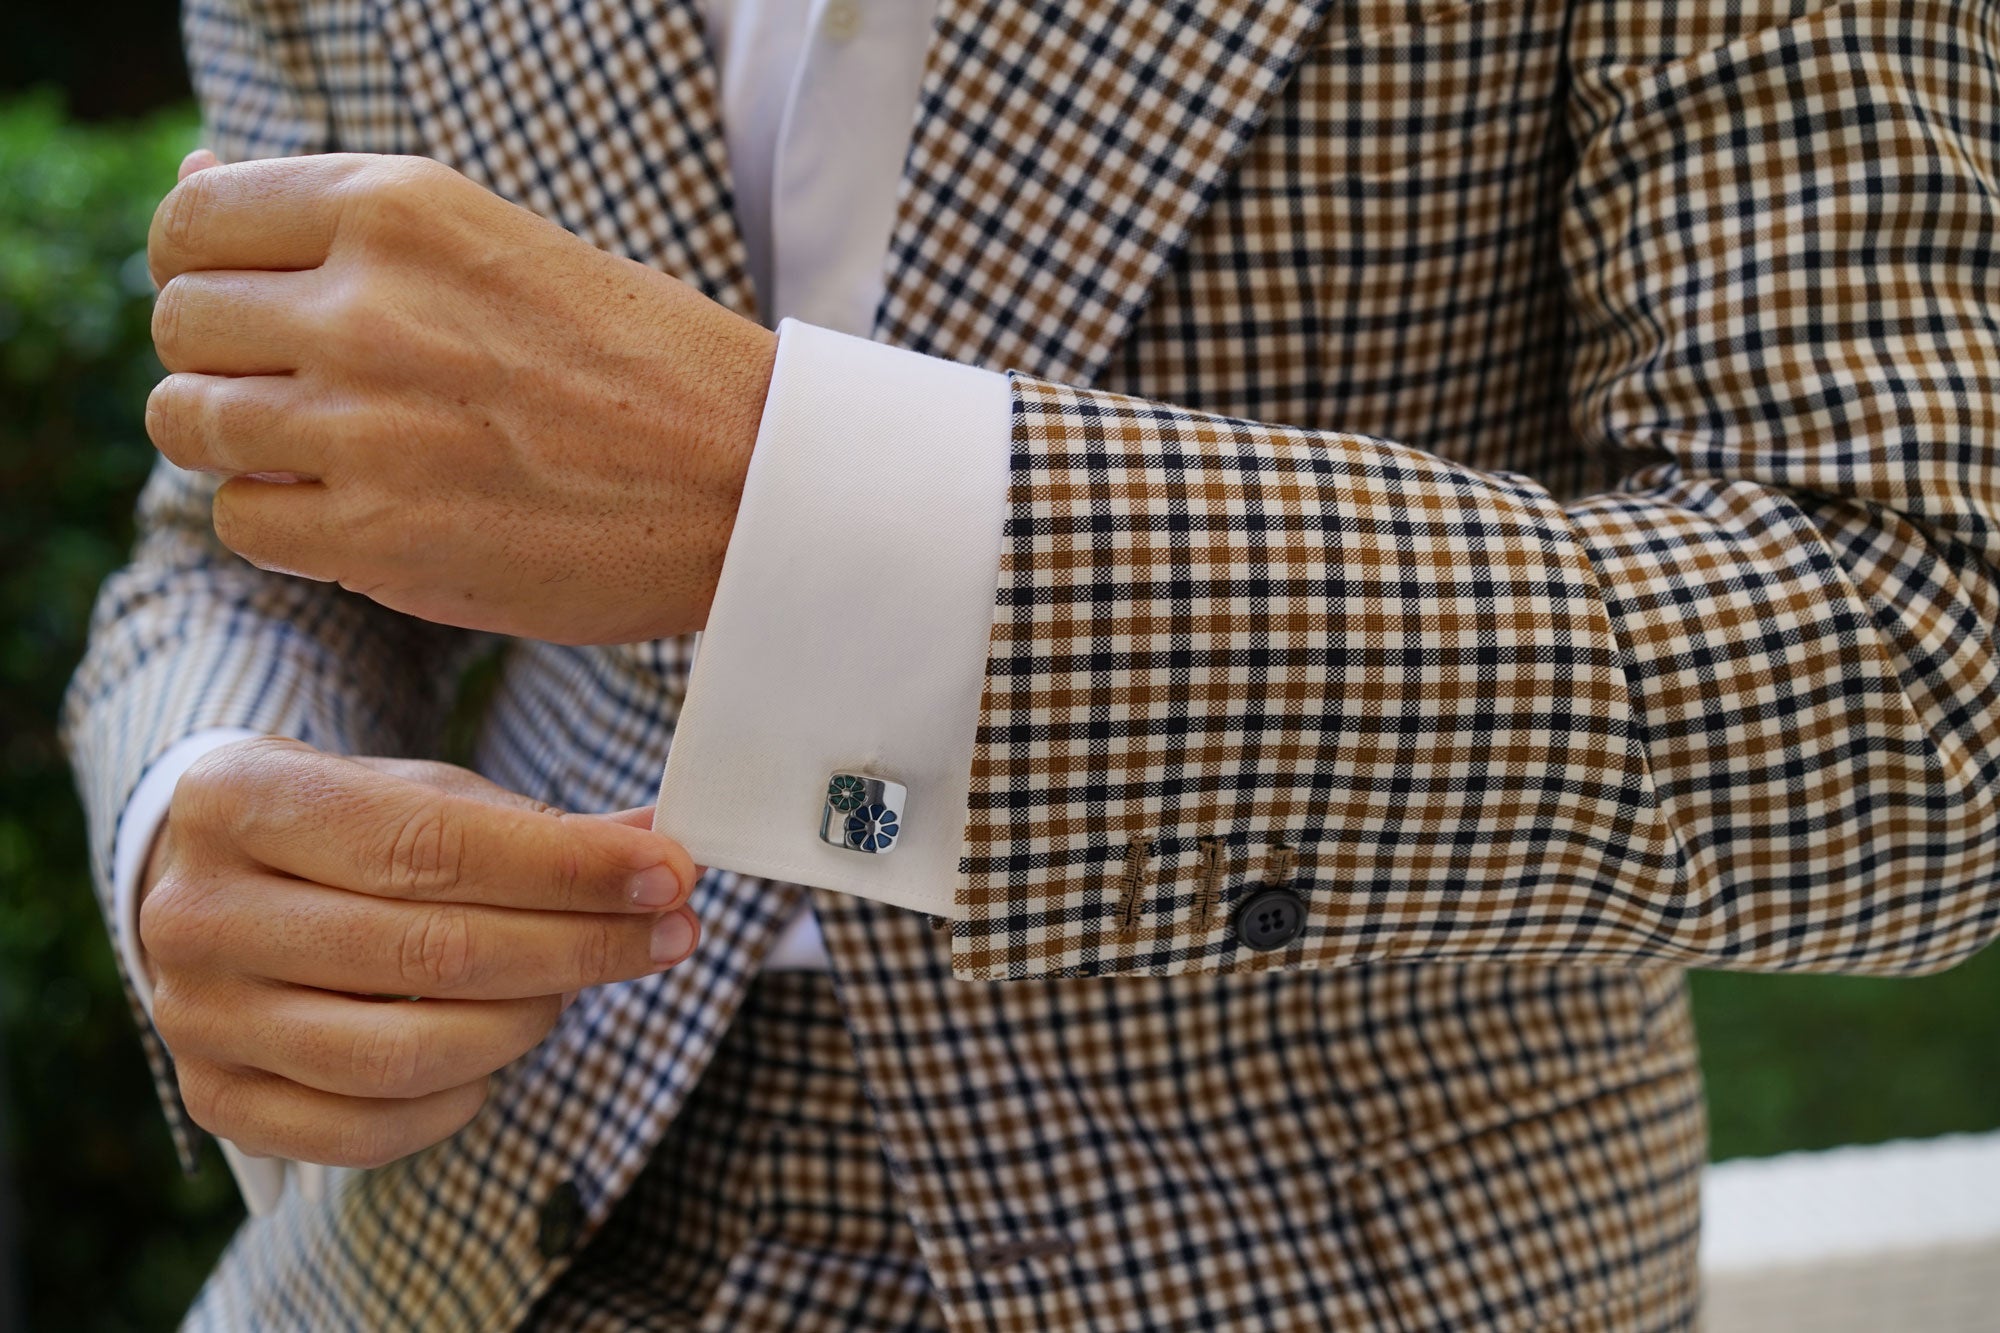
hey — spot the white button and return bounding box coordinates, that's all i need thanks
[822,0,861,41]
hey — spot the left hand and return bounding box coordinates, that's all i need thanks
[145,150,777,645]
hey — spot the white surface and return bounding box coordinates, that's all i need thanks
[658,320,1009,919]
[1702,1131,2000,1272]
[1702,1132,2000,1332]
[698,0,948,963]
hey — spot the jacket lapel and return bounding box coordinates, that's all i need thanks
[373,0,756,317]
[876,0,1334,383]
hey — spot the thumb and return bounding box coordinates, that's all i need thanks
[178,148,220,182]
[606,806,706,884]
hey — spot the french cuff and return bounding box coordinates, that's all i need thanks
[112,726,301,1218]
[656,320,1010,918]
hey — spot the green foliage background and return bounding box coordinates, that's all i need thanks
[2,97,247,1333]
[0,93,1996,1331]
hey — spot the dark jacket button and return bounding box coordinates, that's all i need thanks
[537,1179,585,1259]
[1233,886,1307,951]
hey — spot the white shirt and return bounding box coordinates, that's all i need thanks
[113,0,1009,1213]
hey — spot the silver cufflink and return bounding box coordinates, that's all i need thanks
[821,772,906,854]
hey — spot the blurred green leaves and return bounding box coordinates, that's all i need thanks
[0,93,242,1333]
[1693,955,2000,1161]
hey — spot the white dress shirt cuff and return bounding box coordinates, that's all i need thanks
[657,320,1010,917]
[112,726,326,1217]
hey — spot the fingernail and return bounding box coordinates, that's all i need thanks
[650,913,696,966]
[627,865,681,908]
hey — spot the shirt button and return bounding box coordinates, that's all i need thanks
[1233,886,1307,952]
[537,1179,585,1259]
[822,0,862,41]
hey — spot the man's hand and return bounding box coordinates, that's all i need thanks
[144,150,777,645]
[139,737,701,1170]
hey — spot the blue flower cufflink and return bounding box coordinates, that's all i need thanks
[821,772,906,854]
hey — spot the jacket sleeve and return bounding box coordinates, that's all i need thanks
[951,0,2000,982]
[60,0,474,1167]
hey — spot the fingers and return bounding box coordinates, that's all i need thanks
[148,872,697,999]
[153,269,321,375]
[157,975,560,1100]
[176,739,698,914]
[209,473,342,579]
[176,1054,489,1169]
[149,154,369,286]
[147,373,323,478]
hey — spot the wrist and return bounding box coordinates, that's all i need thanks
[682,313,778,633]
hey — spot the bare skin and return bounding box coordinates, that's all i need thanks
[134,150,764,1169]
[146,149,778,646]
[139,739,702,1170]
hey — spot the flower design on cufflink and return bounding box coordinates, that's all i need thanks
[846,803,900,852]
[821,773,906,854]
[826,774,869,814]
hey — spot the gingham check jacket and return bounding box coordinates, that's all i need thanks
[62,0,2000,1326]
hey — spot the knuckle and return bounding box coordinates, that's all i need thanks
[378,154,453,193]
[548,819,587,913]
[188,759,269,851]
[152,174,209,267]
[148,979,200,1051]
[169,750,228,822]
[321,274,383,347]
[344,157,447,237]
[138,874,210,966]
[145,375,207,468]
[397,905,477,993]
[384,803,466,897]
[528,993,565,1040]
[173,737,289,833]
[207,477,261,562]
[328,1116,402,1171]
[177,1061,242,1139]
[349,1020,427,1097]
[144,376,185,453]
[447,1081,490,1135]
[149,278,187,362]
[570,918,616,985]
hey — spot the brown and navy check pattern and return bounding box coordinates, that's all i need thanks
[951,0,2000,986]
[531,972,946,1331]
[58,0,2000,1326]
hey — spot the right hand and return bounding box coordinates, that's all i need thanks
[138,736,701,1170]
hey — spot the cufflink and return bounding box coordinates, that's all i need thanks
[821,772,906,854]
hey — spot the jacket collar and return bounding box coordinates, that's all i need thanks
[877,0,1334,381]
[376,0,1331,381]
[373,0,759,317]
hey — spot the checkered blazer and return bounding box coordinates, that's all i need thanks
[62,0,2000,1326]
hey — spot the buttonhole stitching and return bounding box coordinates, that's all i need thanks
[1114,837,1151,937]
[1265,843,1298,888]
[1194,837,1227,927]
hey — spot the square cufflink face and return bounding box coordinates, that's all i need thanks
[821,772,906,854]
